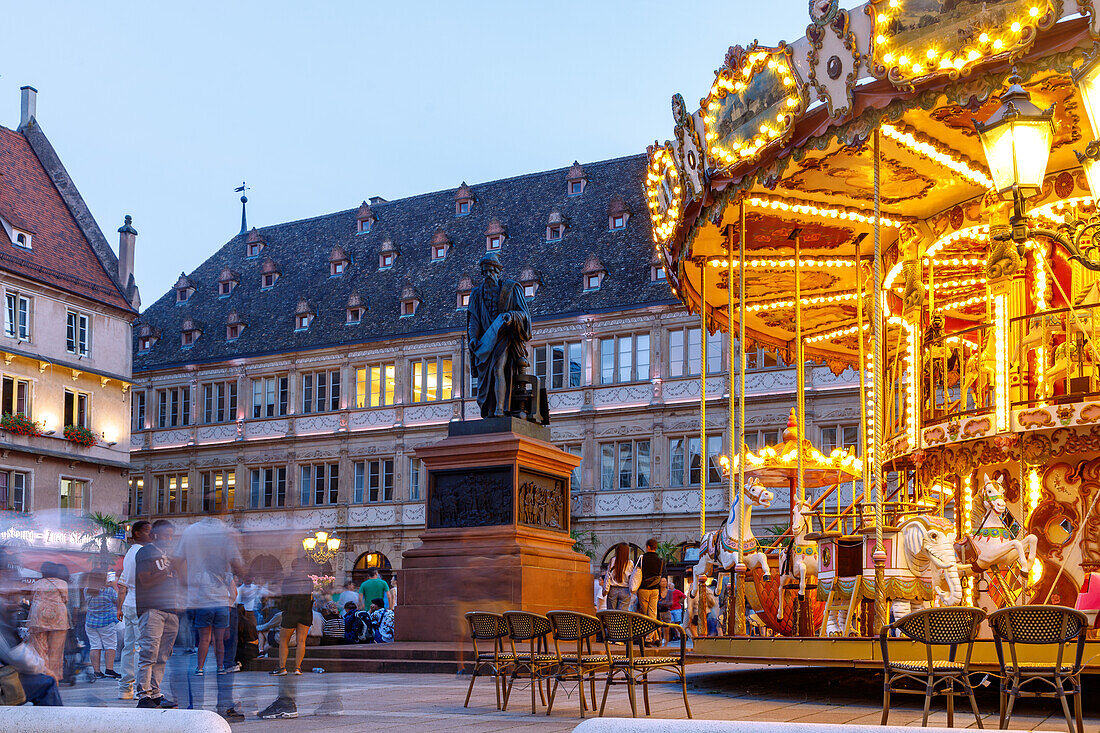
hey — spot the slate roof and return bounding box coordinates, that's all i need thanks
[133,153,672,372]
[0,125,135,312]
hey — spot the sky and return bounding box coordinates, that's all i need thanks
[2,1,810,303]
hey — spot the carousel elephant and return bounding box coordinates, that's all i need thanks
[891,515,964,619]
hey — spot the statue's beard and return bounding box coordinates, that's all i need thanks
[484,273,499,286]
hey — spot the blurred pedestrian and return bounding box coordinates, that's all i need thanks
[357,568,389,611]
[84,571,119,679]
[336,579,359,610]
[115,519,151,700]
[636,538,664,644]
[135,519,179,709]
[603,543,637,611]
[271,558,311,677]
[28,561,69,682]
[593,570,606,612]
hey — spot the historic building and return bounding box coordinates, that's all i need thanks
[128,154,860,582]
[0,87,140,519]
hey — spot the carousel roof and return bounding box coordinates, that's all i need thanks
[646,0,1099,373]
[729,408,862,489]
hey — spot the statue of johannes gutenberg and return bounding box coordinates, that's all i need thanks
[467,252,532,418]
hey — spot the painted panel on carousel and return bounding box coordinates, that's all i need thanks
[671,93,708,204]
[869,0,1061,87]
[806,0,864,119]
[702,43,807,169]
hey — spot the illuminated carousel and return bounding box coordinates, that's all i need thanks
[647,0,1100,666]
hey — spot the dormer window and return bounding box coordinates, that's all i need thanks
[519,266,540,301]
[295,314,312,331]
[180,318,201,348]
[262,272,277,290]
[582,253,607,292]
[455,182,474,216]
[458,291,470,309]
[456,275,472,310]
[430,228,451,261]
[226,323,242,341]
[487,235,503,251]
[524,283,537,299]
[346,307,364,324]
[333,261,346,275]
[139,336,155,352]
[182,331,197,347]
[547,225,563,241]
[356,201,376,234]
[401,300,417,317]
[11,229,31,250]
[608,195,631,231]
[585,273,602,291]
[219,281,233,296]
[566,161,587,196]
[245,228,266,258]
[329,245,349,277]
[651,264,666,282]
[216,267,239,298]
[346,292,365,324]
[484,218,506,251]
[400,282,420,317]
[173,273,196,304]
[432,244,447,260]
[380,252,394,269]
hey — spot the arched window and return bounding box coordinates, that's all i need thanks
[352,550,393,585]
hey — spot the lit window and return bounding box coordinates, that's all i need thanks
[226,324,242,341]
[358,219,372,234]
[487,235,503,251]
[201,470,235,512]
[65,311,90,356]
[410,356,453,403]
[432,243,448,261]
[261,272,277,290]
[295,314,312,331]
[12,230,31,250]
[457,291,470,309]
[346,307,364,324]
[5,292,31,340]
[651,265,666,282]
[379,252,394,269]
[60,478,87,512]
[155,474,188,514]
[456,200,470,216]
[401,300,418,317]
[355,363,396,407]
[611,215,627,230]
[547,225,563,241]
[523,283,537,299]
[568,180,584,196]
[182,330,198,347]
[584,273,602,291]
[331,261,346,276]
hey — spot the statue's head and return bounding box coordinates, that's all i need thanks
[479,251,503,283]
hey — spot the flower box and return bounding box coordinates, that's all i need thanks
[0,413,41,437]
[63,424,97,447]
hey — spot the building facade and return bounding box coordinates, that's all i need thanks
[128,154,860,583]
[0,87,140,521]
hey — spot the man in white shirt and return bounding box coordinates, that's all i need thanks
[115,520,152,700]
[336,579,359,610]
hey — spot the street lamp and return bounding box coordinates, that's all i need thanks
[302,529,341,564]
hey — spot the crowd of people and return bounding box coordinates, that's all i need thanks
[594,538,741,643]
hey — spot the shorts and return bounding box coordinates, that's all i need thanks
[191,606,231,630]
[85,624,117,651]
[280,595,313,629]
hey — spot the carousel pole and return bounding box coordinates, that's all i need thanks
[792,228,806,507]
[701,259,708,542]
[734,198,748,636]
[872,127,888,633]
[855,244,867,526]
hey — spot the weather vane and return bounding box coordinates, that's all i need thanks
[236,181,250,235]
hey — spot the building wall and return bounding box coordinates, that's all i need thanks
[129,302,860,581]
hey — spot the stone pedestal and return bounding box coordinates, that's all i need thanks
[396,419,591,642]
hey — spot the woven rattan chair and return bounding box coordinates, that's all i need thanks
[596,609,691,719]
[501,611,558,714]
[546,610,620,717]
[463,611,513,710]
[988,605,1089,733]
[880,606,985,728]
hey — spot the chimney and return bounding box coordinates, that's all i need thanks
[19,86,37,129]
[118,215,140,309]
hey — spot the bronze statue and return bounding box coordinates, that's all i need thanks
[467,252,534,418]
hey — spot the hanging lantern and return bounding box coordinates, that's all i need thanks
[974,71,1055,200]
[1073,50,1100,138]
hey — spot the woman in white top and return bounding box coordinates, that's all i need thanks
[603,543,639,610]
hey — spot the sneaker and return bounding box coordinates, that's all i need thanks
[103,669,121,679]
[256,698,298,720]
[218,663,241,675]
[136,697,158,709]
[94,671,106,679]
[221,707,246,722]
[157,697,179,709]
[118,690,134,701]
[269,667,287,676]
[292,668,302,675]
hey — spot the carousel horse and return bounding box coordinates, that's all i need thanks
[777,497,818,620]
[969,475,1038,575]
[690,477,774,595]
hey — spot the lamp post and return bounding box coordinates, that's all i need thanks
[302,529,341,564]
[974,66,1100,270]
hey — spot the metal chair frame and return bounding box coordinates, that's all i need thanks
[463,611,513,710]
[546,610,619,717]
[880,606,986,729]
[596,609,692,719]
[988,605,1088,733]
[502,610,558,714]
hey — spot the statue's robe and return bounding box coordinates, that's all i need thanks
[467,277,531,418]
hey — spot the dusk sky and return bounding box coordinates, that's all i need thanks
[3,1,808,302]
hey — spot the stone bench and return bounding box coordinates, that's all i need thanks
[574,721,1029,733]
[0,706,230,732]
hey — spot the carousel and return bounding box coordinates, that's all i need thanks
[648,0,1100,668]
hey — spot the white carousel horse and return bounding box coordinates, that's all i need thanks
[970,475,1038,575]
[690,478,774,595]
[777,497,818,620]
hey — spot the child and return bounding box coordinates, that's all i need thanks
[368,598,393,643]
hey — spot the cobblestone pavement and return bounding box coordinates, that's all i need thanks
[56,664,1100,732]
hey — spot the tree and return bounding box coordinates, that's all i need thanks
[655,540,680,563]
[82,511,124,570]
[570,528,600,559]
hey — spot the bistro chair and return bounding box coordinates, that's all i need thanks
[501,611,558,714]
[880,606,985,729]
[463,611,513,710]
[988,605,1089,733]
[596,609,691,719]
[546,610,620,717]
